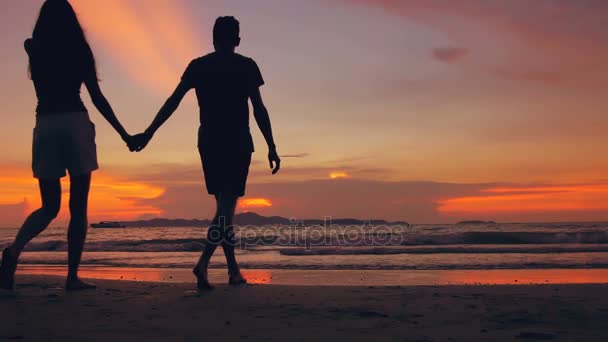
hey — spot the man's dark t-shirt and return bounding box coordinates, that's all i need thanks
[181,52,264,153]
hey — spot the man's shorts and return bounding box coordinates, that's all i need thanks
[199,147,252,197]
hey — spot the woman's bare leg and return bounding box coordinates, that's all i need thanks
[11,179,62,255]
[0,179,61,289]
[65,173,95,291]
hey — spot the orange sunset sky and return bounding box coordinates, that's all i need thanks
[1,0,608,226]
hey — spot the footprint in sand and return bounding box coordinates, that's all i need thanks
[0,291,17,299]
[356,311,389,318]
[515,331,556,340]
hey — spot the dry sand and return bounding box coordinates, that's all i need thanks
[1,275,607,341]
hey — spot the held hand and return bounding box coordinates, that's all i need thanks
[130,132,153,152]
[122,134,137,152]
[268,148,281,175]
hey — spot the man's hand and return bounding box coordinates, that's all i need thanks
[268,148,281,175]
[129,132,153,152]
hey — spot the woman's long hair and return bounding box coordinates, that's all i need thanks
[28,0,97,81]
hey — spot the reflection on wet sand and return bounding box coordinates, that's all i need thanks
[19,266,167,282]
[439,268,608,285]
[17,266,273,284]
[17,266,608,286]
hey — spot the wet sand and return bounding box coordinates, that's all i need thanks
[15,265,608,285]
[1,275,607,341]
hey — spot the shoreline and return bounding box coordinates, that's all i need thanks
[16,265,608,286]
[1,275,607,341]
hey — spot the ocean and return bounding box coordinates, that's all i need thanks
[2,222,608,271]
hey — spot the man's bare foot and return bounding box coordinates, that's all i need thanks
[193,266,214,291]
[228,271,247,286]
[65,278,97,291]
[0,247,17,290]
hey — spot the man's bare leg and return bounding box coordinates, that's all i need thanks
[193,193,245,288]
[193,196,221,290]
[215,194,246,285]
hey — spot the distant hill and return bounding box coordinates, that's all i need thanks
[115,212,408,227]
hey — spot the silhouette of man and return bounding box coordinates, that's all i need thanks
[132,16,280,290]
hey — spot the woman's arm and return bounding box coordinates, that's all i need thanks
[84,78,131,143]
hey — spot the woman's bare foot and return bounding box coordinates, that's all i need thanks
[0,247,17,290]
[228,271,247,286]
[193,266,214,291]
[65,278,97,291]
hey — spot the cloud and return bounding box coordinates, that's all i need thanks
[0,166,165,225]
[0,201,28,228]
[432,47,469,64]
[122,162,608,223]
[4,162,606,225]
[87,172,165,219]
[282,153,310,158]
[494,68,565,85]
[341,0,608,87]
[123,163,489,223]
[250,164,393,183]
[438,184,608,221]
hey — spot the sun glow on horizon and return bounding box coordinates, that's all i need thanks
[329,171,350,180]
[438,184,608,215]
[239,198,273,209]
[86,173,166,218]
[0,168,166,223]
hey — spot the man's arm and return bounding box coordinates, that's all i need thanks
[133,80,191,152]
[251,88,281,174]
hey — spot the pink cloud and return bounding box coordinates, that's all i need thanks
[432,47,470,64]
[342,0,608,87]
[494,68,564,85]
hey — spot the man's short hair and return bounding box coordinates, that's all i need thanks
[213,16,240,47]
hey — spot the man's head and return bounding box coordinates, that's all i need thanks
[213,16,240,51]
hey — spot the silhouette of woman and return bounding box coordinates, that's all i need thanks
[0,0,133,291]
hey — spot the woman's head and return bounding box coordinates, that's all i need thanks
[29,0,96,80]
